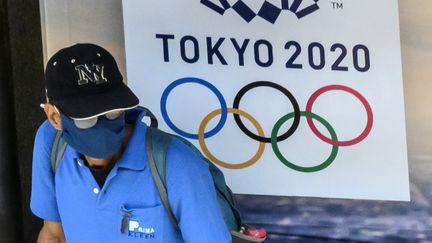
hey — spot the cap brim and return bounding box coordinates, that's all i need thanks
[55,83,139,119]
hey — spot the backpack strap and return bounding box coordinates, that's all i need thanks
[141,106,158,128]
[172,134,242,229]
[50,131,68,173]
[146,127,180,230]
[146,127,243,232]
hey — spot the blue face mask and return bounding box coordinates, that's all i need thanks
[60,112,126,158]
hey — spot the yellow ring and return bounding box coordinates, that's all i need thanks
[198,108,266,169]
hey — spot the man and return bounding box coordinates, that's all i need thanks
[31,43,231,243]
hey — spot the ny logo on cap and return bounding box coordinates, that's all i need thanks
[75,64,108,85]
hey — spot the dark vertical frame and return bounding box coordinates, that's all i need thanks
[3,0,46,242]
[0,0,24,242]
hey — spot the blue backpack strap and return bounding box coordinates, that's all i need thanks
[50,130,68,173]
[146,127,180,230]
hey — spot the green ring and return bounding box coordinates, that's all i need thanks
[271,111,339,173]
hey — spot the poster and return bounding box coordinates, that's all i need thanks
[122,0,409,201]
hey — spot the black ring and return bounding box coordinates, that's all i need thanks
[233,81,301,143]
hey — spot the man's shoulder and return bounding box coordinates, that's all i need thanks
[165,135,209,174]
[34,119,58,149]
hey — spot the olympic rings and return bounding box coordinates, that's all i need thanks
[305,85,373,146]
[198,108,266,169]
[160,78,374,173]
[160,77,228,139]
[233,81,301,143]
[271,111,338,173]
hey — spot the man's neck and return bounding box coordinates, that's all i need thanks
[84,124,134,169]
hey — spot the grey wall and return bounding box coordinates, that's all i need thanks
[40,0,127,78]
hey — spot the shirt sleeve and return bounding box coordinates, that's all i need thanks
[166,137,231,243]
[30,120,61,222]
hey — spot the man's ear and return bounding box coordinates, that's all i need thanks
[44,103,62,131]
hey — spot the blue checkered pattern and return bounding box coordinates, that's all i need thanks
[201,0,320,23]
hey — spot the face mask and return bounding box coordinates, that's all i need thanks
[60,112,126,158]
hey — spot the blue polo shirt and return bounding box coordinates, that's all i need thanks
[30,108,231,243]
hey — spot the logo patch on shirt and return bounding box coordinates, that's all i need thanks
[128,220,156,239]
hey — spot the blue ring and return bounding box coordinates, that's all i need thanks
[160,77,228,139]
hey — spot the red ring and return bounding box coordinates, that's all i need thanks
[306,85,373,146]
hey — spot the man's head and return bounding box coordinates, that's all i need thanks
[44,43,139,159]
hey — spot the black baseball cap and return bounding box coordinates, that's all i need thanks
[44,43,139,119]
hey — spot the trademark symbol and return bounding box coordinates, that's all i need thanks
[331,1,344,9]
